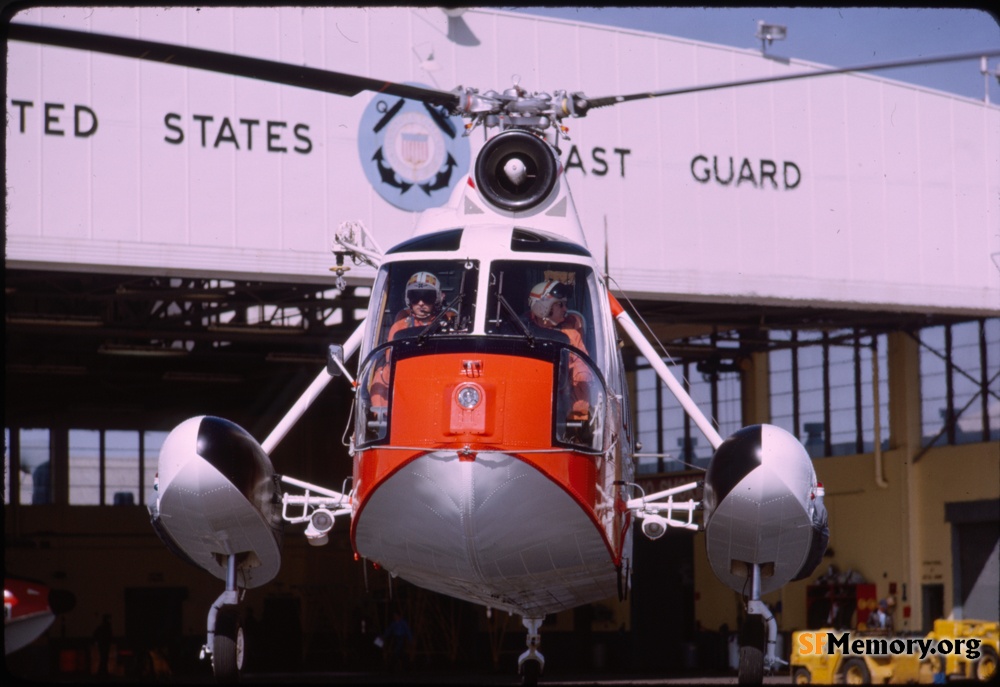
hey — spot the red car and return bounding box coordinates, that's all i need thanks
[5,577,58,655]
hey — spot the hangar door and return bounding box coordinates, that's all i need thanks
[947,500,1000,621]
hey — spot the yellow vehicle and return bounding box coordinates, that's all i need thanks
[923,619,998,683]
[790,619,998,684]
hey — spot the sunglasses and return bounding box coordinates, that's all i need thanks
[407,289,438,305]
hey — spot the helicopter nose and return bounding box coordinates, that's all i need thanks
[503,157,528,186]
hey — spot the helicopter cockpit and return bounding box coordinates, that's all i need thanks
[354,254,610,453]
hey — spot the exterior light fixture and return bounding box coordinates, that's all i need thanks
[457,385,482,409]
[756,21,787,54]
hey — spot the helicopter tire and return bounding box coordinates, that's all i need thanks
[738,614,766,685]
[213,607,244,683]
[738,645,764,685]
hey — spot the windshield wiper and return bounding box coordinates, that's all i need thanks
[495,293,535,346]
[417,292,462,345]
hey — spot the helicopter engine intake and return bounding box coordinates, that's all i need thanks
[474,129,559,211]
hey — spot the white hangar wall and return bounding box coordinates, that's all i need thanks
[6,6,999,315]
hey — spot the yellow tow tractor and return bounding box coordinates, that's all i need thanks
[922,619,998,683]
[790,619,998,684]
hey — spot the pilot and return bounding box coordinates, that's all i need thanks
[369,271,452,408]
[527,279,592,424]
[387,271,450,340]
[527,279,586,346]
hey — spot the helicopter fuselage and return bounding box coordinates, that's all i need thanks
[348,191,634,616]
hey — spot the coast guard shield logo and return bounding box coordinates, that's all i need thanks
[358,87,471,212]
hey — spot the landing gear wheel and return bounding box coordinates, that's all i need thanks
[738,614,766,685]
[840,657,871,684]
[213,607,244,683]
[975,646,998,682]
[739,645,764,685]
[521,659,541,686]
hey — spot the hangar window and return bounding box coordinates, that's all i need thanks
[69,429,167,506]
[4,428,51,505]
[68,430,102,505]
[4,427,167,507]
[919,319,999,448]
[769,330,890,458]
[635,350,742,474]
[631,320,995,469]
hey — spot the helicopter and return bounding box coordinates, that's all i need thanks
[8,11,999,686]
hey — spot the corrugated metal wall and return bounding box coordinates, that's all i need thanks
[7,6,999,312]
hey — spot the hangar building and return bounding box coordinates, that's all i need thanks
[5,6,998,678]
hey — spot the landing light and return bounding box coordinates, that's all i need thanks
[457,385,481,409]
[641,514,668,540]
[305,509,335,546]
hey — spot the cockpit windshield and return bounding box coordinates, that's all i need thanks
[368,260,479,349]
[356,257,611,453]
[485,260,606,371]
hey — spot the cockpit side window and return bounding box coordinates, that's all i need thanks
[369,260,479,348]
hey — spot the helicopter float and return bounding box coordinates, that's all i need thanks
[9,14,998,685]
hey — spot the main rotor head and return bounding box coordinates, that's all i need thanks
[450,80,592,137]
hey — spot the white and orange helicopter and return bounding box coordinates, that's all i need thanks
[10,19,998,685]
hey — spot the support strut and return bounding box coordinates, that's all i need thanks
[738,562,784,684]
[201,554,240,660]
[518,616,545,685]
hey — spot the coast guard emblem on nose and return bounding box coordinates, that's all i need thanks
[359,87,470,212]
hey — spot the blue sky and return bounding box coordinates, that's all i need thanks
[508,7,1000,103]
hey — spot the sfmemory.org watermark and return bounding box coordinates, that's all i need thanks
[797,631,983,661]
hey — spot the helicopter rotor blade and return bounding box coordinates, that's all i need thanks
[7,23,463,110]
[580,49,1000,112]
[10,21,999,130]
